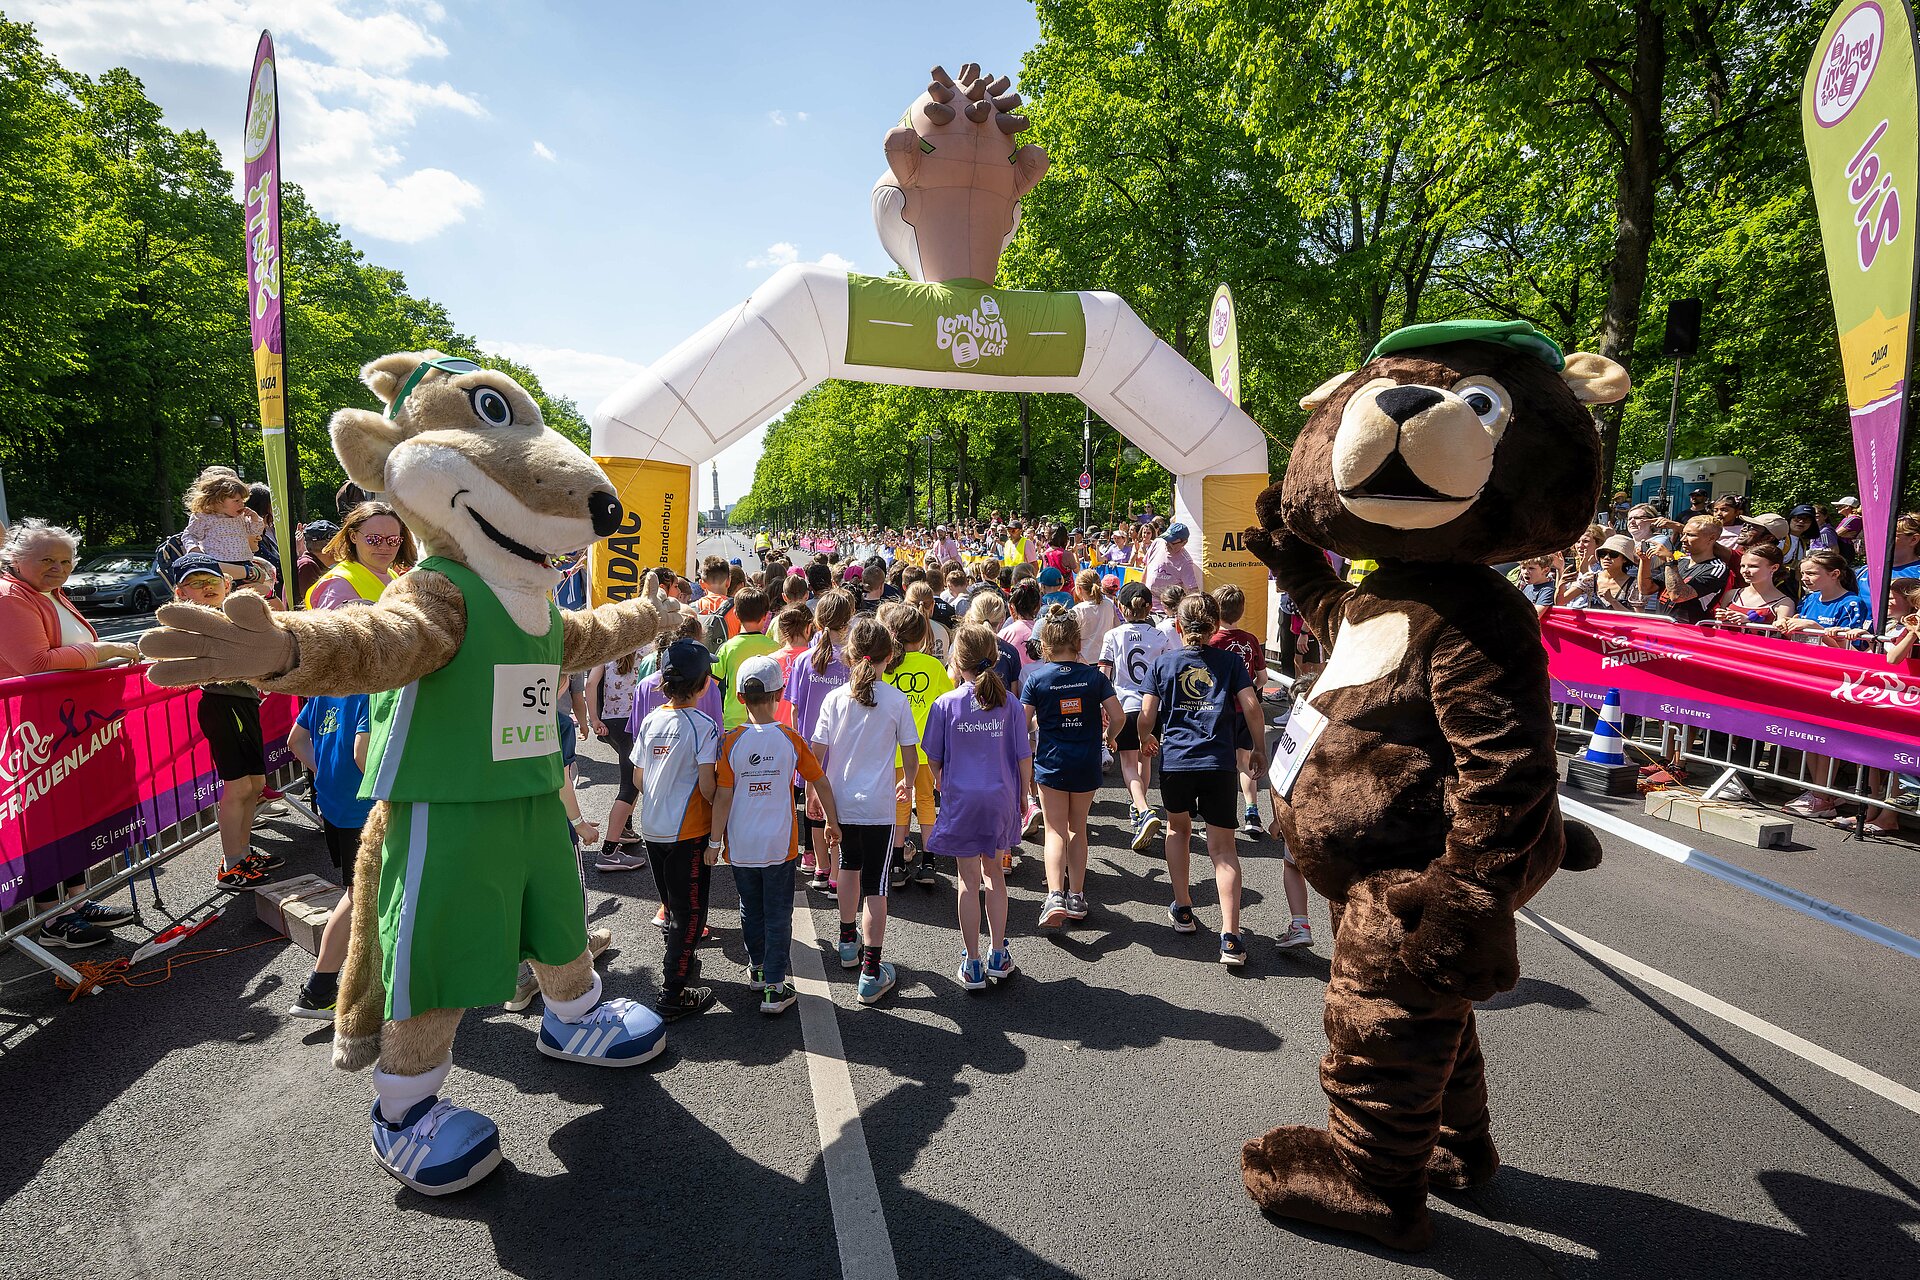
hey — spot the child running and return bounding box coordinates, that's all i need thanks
[284,689,371,1019]
[881,601,954,887]
[810,616,921,1005]
[924,624,1028,987]
[1206,584,1270,836]
[632,639,722,1020]
[787,590,854,892]
[714,586,780,730]
[1022,604,1123,928]
[1099,581,1171,851]
[711,655,841,1015]
[1139,593,1268,967]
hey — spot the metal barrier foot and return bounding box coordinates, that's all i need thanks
[9,932,93,993]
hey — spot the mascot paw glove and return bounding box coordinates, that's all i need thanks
[139,592,296,687]
[1385,873,1518,1002]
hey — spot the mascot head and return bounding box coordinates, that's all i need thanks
[1259,320,1629,565]
[871,63,1049,285]
[330,352,624,606]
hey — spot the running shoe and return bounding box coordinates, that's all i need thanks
[1167,902,1197,934]
[821,878,839,900]
[837,931,862,970]
[748,965,767,991]
[70,899,136,927]
[1130,810,1163,852]
[261,785,284,801]
[857,962,897,1005]
[215,859,269,891]
[653,904,670,930]
[761,981,798,1014]
[1219,932,1248,967]
[1274,921,1314,950]
[915,854,939,887]
[504,961,539,1012]
[1022,802,1043,839]
[594,845,646,872]
[370,1097,501,1196]
[798,851,817,876]
[289,976,338,1021]
[810,872,833,893]
[37,912,109,950]
[654,985,717,1021]
[1037,891,1069,928]
[986,946,1017,982]
[1784,793,1838,817]
[1240,806,1264,837]
[246,847,286,871]
[1064,891,1090,921]
[538,998,667,1065]
[957,956,987,991]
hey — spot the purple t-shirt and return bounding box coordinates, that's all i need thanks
[922,685,1031,856]
[627,670,723,737]
[784,641,850,742]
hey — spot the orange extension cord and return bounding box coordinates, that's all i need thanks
[53,936,283,1002]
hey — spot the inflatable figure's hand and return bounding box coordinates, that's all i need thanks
[139,593,296,688]
[1385,873,1518,1002]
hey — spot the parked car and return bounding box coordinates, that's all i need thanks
[64,548,174,613]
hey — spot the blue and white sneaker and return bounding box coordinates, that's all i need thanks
[1167,902,1197,934]
[71,899,136,927]
[957,956,987,991]
[1219,931,1248,967]
[986,945,1017,982]
[537,998,667,1066]
[1130,810,1163,852]
[836,931,862,970]
[370,1097,501,1196]
[857,962,897,1005]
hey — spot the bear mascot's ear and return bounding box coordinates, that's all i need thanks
[1299,369,1355,411]
[1560,352,1630,405]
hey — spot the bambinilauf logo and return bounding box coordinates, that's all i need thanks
[936,295,1009,368]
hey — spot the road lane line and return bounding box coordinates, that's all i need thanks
[1521,908,1920,1118]
[788,892,901,1280]
[1560,795,1920,963]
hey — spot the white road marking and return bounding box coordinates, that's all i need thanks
[789,892,900,1280]
[1521,908,1920,1118]
[1560,795,1920,961]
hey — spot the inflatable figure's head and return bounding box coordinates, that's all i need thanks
[872,63,1049,284]
[1258,321,1630,565]
[330,351,625,591]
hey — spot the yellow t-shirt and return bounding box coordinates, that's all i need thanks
[885,650,954,765]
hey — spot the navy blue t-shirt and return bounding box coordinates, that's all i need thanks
[1148,645,1252,772]
[1020,660,1115,791]
[994,637,1024,692]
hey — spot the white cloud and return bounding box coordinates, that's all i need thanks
[477,341,647,412]
[767,109,787,126]
[744,242,854,272]
[14,0,486,244]
[796,111,809,123]
[531,140,556,162]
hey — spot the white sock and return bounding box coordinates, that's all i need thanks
[373,1054,452,1125]
[541,969,603,1024]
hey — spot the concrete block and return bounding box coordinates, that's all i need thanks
[255,874,345,957]
[1644,792,1794,848]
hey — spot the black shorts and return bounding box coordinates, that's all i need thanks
[834,823,893,900]
[1161,770,1239,830]
[198,692,265,781]
[322,820,362,888]
[1115,709,1141,752]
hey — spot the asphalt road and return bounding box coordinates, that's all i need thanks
[4,536,1917,1279]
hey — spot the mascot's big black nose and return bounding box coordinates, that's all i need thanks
[588,491,623,538]
[1375,386,1444,425]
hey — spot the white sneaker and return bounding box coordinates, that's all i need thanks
[1274,921,1314,950]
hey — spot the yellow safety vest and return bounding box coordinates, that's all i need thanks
[304,558,393,609]
[1003,537,1027,564]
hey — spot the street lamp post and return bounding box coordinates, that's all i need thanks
[924,427,940,528]
[210,413,239,473]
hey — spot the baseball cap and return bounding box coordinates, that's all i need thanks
[170,552,225,583]
[1101,573,1120,591]
[302,520,339,542]
[1165,523,1190,543]
[660,639,711,686]
[735,653,784,698]
[1788,504,1815,518]
[1117,581,1152,610]
[1837,496,1859,508]
[1038,565,1064,587]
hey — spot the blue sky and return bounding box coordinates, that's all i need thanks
[17,0,1042,503]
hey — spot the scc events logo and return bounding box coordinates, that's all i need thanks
[1598,633,1691,670]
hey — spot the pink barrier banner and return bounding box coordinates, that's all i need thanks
[0,667,294,911]
[1541,610,1920,775]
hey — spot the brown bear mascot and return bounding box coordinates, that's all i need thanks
[1239,319,1626,1251]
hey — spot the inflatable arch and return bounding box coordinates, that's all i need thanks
[588,63,1269,620]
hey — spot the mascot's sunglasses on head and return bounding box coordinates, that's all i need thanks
[1239,318,1626,1252]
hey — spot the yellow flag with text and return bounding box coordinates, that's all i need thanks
[591,458,692,605]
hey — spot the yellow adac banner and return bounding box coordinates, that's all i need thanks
[591,457,692,606]
[1200,472,1270,638]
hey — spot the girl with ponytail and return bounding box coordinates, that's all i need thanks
[787,589,854,890]
[1021,604,1123,930]
[809,615,921,1005]
[924,623,1029,987]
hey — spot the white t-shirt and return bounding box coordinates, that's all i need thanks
[632,705,720,842]
[1072,597,1118,664]
[811,681,920,826]
[926,619,951,662]
[717,722,823,867]
[1100,620,1172,712]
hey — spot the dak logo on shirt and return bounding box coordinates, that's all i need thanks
[492,663,560,762]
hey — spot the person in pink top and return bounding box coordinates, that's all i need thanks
[1142,523,1203,597]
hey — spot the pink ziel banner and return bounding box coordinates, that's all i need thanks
[1541,610,1920,775]
[0,667,294,911]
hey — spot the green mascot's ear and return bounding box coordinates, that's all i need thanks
[1299,369,1355,411]
[1560,352,1630,405]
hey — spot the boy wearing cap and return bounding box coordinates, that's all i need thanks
[711,655,841,1014]
[1037,565,1073,611]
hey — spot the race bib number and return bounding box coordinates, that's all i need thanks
[1267,698,1328,800]
[492,663,561,762]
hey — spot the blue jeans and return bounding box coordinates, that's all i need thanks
[732,860,797,985]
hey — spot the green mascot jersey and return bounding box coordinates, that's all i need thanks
[360,557,587,1020]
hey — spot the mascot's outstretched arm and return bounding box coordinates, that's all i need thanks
[1245,521,1350,651]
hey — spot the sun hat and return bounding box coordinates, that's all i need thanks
[1598,535,1640,563]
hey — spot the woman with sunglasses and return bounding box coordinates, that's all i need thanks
[306,501,416,610]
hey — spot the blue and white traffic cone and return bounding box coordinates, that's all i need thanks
[1581,689,1626,766]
